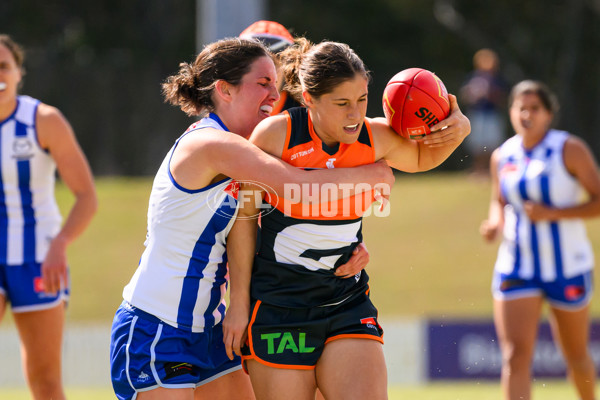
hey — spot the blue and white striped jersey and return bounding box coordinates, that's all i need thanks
[0,95,61,265]
[495,129,594,281]
[123,114,239,333]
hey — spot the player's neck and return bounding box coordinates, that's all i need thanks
[0,96,17,122]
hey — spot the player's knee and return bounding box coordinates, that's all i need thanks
[28,374,63,398]
[564,351,595,374]
[500,342,534,370]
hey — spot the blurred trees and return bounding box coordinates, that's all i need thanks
[1,0,197,175]
[1,0,599,174]
[271,0,600,169]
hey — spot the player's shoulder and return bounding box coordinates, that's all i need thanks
[366,116,406,145]
[563,132,592,160]
[35,102,74,147]
[36,102,63,119]
[178,125,242,152]
[254,113,288,135]
[35,102,69,132]
[366,117,389,132]
[249,114,288,157]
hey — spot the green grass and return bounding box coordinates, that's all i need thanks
[38,173,597,323]
[0,387,114,400]
[0,381,580,400]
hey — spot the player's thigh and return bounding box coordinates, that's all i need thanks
[194,369,255,400]
[493,296,542,353]
[138,386,193,400]
[13,302,65,367]
[246,359,317,400]
[549,303,591,360]
[0,293,6,322]
[316,338,387,400]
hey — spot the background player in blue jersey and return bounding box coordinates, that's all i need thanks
[0,34,97,400]
[109,37,393,400]
[480,80,600,400]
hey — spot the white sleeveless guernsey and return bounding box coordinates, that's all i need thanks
[123,114,239,332]
[495,129,594,282]
[0,95,61,265]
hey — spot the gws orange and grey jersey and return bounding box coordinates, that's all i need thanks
[252,107,376,308]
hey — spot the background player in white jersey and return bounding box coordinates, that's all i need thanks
[480,80,600,400]
[109,37,394,400]
[0,34,97,400]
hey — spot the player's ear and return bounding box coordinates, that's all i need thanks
[214,80,232,102]
[302,91,313,107]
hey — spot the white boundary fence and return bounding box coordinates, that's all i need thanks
[5,318,599,388]
[0,318,427,387]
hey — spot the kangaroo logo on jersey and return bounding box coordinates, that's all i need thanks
[12,137,34,160]
[224,180,240,200]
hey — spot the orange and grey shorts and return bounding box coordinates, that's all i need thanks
[241,291,383,370]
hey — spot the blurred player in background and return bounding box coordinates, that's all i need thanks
[480,80,599,400]
[228,37,470,400]
[459,48,508,178]
[240,20,302,114]
[0,34,97,400]
[109,37,392,400]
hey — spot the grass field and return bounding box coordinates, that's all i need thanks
[46,173,599,323]
[0,381,579,399]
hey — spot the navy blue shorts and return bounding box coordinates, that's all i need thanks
[242,290,383,370]
[110,301,242,400]
[0,262,69,312]
[492,270,594,310]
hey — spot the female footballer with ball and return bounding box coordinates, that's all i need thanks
[108,37,393,400]
[481,80,599,400]
[226,38,470,400]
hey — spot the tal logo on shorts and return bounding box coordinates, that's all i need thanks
[261,332,315,355]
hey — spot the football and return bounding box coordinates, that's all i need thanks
[382,68,450,140]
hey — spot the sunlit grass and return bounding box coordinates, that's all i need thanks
[44,173,600,324]
[0,380,582,400]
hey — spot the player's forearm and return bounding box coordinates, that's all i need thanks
[54,191,98,245]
